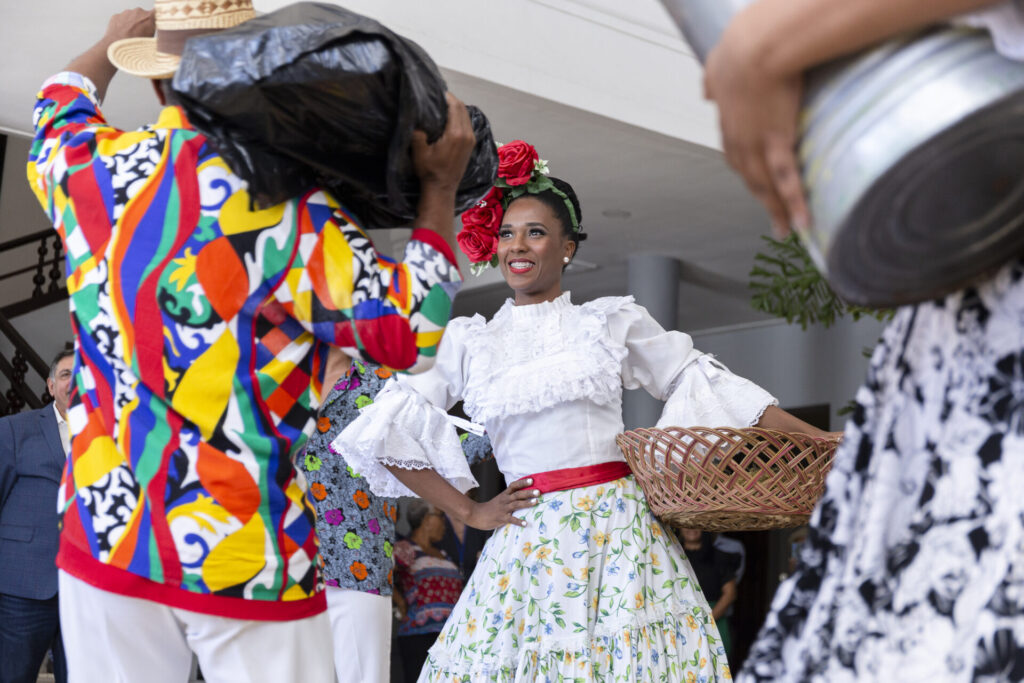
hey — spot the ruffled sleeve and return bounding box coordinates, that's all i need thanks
[330,317,483,497]
[597,299,703,400]
[595,297,777,428]
[656,355,778,429]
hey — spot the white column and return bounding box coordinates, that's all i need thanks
[622,253,680,429]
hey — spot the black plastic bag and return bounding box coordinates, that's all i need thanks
[172,2,497,227]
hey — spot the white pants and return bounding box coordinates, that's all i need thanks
[325,587,392,683]
[58,571,334,683]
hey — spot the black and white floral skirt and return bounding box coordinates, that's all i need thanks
[741,260,1024,682]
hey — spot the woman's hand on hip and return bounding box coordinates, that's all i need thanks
[466,478,540,530]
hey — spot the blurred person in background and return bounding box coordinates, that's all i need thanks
[393,501,465,683]
[681,529,741,659]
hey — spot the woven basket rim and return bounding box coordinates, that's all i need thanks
[618,425,840,531]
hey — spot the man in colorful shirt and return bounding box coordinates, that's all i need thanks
[25,3,474,680]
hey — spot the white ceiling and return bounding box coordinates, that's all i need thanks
[0,0,777,331]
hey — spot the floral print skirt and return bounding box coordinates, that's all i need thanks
[420,475,731,682]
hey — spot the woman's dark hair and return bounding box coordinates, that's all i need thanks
[405,499,432,530]
[509,176,588,263]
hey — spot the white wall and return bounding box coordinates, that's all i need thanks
[0,299,73,403]
[691,315,887,430]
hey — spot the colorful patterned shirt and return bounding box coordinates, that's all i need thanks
[26,72,461,620]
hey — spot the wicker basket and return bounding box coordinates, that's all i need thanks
[616,426,840,532]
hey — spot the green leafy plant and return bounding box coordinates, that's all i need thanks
[749,234,893,330]
[749,234,893,417]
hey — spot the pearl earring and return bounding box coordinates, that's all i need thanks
[563,256,570,264]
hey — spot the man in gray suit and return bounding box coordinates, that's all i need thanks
[0,347,73,683]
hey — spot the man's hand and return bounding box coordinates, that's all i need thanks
[104,7,156,43]
[65,8,155,102]
[410,93,477,255]
[412,93,476,193]
[465,478,539,530]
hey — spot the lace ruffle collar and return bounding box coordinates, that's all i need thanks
[493,290,574,322]
[459,292,630,423]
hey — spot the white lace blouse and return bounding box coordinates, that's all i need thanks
[333,292,777,497]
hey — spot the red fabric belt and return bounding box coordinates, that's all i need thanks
[521,461,633,495]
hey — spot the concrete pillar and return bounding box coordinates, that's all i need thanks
[622,253,680,430]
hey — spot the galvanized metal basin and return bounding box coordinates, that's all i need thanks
[671,0,1024,307]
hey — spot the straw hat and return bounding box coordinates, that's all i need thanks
[108,0,255,79]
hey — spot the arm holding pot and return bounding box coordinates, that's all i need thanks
[662,0,1005,236]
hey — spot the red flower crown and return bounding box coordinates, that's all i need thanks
[457,140,578,275]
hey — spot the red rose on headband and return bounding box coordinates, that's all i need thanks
[461,190,503,234]
[497,140,539,186]
[457,224,499,263]
[477,186,503,209]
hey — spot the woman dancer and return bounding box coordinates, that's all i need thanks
[335,141,827,681]
[664,0,1024,679]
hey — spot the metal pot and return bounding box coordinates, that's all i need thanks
[671,0,1024,307]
